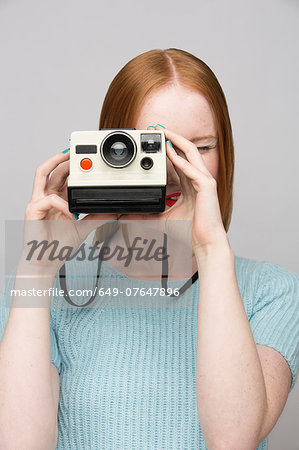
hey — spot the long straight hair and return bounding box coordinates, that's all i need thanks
[95,48,234,243]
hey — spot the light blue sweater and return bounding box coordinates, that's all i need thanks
[1,255,298,449]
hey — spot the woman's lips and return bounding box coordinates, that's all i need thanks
[165,192,181,207]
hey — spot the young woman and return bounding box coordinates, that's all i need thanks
[0,48,298,449]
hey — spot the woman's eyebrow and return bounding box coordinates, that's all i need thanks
[191,136,218,146]
[192,135,217,142]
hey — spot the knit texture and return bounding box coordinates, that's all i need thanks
[1,255,298,449]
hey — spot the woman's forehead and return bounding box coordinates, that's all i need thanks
[135,84,217,140]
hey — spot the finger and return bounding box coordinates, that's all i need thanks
[31,151,70,201]
[177,169,194,200]
[157,126,190,196]
[47,160,69,193]
[27,193,75,221]
[155,125,211,176]
[166,152,193,199]
[47,177,68,201]
[54,180,68,201]
[166,142,215,192]
[167,150,186,184]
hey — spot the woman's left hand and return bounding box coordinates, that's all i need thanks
[120,125,228,253]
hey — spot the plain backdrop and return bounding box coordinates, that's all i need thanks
[0,0,298,448]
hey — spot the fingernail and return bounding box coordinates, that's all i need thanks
[157,124,165,128]
[167,140,173,147]
[148,126,155,129]
[62,148,70,153]
[73,213,79,220]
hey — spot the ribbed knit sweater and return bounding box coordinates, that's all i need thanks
[1,255,299,449]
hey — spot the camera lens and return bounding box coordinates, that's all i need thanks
[111,142,127,157]
[101,132,136,167]
[140,157,153,170]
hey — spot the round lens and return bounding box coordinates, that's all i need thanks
[112,142,126,156]
[101,132,136,168]
[140,157,153,170]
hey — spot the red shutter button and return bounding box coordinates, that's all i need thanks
[80,158,92,170]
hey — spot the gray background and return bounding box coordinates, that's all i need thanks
[0,0,298,447]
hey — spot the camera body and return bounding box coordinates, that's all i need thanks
[68,129,167,213]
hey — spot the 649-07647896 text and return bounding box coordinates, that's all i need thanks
[10,286,180,299]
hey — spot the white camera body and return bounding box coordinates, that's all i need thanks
[68,129,167,213]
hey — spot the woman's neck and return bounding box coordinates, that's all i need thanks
[96,221,198,282]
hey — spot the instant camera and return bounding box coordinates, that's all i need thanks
[68,129,167,213]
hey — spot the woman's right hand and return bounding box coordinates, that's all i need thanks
[21,150,118,275]
[25,150,74,221]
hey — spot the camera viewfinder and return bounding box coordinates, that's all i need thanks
[141,134,161,153]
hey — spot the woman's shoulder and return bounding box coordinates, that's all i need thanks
[234,254,299,285]
[233,254,299,317]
